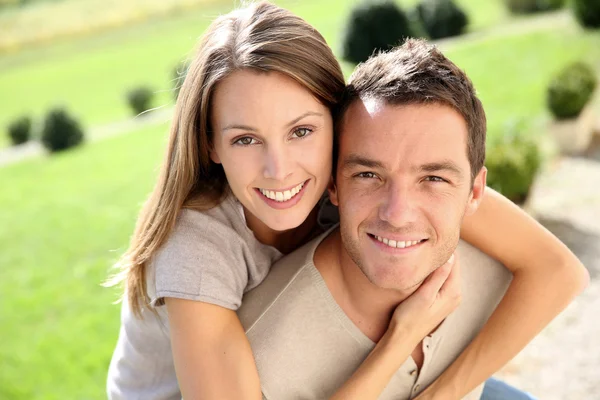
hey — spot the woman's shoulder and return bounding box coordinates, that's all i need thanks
[153,194,252,274]
[176,194,247,239]
[147,194,279,310]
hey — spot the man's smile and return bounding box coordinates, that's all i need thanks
[367,233,428,252]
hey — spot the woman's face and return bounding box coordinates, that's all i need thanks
[210,69,333,232]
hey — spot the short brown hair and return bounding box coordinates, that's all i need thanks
[334,38,486,182]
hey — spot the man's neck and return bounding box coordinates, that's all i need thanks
[314,229,421,343]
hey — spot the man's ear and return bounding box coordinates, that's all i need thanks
[327,175,339,206]
[465,166,486,216]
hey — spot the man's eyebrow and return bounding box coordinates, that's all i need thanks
[342,154,385,170]
[222,111,323,133]
[417,161,463,176]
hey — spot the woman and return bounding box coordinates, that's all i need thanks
[107,2,588,399]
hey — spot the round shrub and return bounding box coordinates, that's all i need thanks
[573,0,600,28]
[504,0,565,13]
[342,0,413,64]
[126,86,154,116]
[486,123,542,204]
[172,61,190,101]
[7,115,32,146]
[543,0,567,10]
[547,62,597,120]
[415,0,469,40]
[41,108,84,152]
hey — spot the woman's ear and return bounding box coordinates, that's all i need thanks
[209,148,221,164]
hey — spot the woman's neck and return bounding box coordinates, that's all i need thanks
[244,206,322,254]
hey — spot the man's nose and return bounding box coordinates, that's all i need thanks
[263,144,292,182]
[378,182,418,227]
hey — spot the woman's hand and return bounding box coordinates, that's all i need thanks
[329,253,460,400]
[416,187,590,400]
[388,253,461,347]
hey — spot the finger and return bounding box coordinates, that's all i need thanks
[439,252,461,300]
[418,253,455,297]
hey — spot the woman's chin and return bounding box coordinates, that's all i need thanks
[263,214,307,232]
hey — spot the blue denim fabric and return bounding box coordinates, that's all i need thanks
[481,377,537,400]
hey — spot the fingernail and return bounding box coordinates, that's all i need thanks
[447,253,455,264]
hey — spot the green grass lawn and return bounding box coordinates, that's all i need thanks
[0,0,510,148]
[2,2,600,399]
[0,122,167,399]
[443,17,600,141]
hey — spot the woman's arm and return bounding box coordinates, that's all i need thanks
[331,254,460,400]
[169,255,459,400]
[415,187,589,399]
[166,298,262,400]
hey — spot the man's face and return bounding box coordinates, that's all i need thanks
[330,99,486,293]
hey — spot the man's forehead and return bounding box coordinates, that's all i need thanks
[339,100,471,172]
[360,96,386,116]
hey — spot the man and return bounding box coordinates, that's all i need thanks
[237,39,512,399]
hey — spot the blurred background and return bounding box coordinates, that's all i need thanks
[0,0,599,398]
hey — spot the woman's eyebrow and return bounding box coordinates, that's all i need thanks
[222,124,257,133]
[285,111,323,127]
[222,111,323,133]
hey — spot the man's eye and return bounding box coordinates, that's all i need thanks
[356,172,377,179]
[425,176,446,183]
[292,127,312,139]
[233,136,258,146]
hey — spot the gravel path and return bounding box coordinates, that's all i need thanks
[497,281,600,399]
[495,157,600,399]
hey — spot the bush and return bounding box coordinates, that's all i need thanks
[415,0,469,40]
[342,0,413,64]
[573,0,600,28]
[172,61,190,101]
[41,108,84,152]
[504,0,565,13]
[7,115,32,146]
[486,122,542,204]
[126,86,154,116]
[547,62,597,120]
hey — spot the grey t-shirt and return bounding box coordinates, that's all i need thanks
[107,194,283,399]
[148,194,283,309]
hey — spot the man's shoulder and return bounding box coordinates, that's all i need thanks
[456,239,513,292]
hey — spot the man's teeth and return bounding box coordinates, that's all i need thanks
[375,236,422,249]
[259,182,305,202]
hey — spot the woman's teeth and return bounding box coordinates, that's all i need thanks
[259,181,305,202]
[375,236,423,249]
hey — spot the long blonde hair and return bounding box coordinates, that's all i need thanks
[111,1,345,316]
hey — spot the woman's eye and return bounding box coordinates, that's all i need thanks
[425,176,446,183]
[292,127,312,139]
[233,136,258,146]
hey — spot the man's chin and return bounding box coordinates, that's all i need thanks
[363,263,426,291]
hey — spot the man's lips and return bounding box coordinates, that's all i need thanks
[367,233,428,250]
